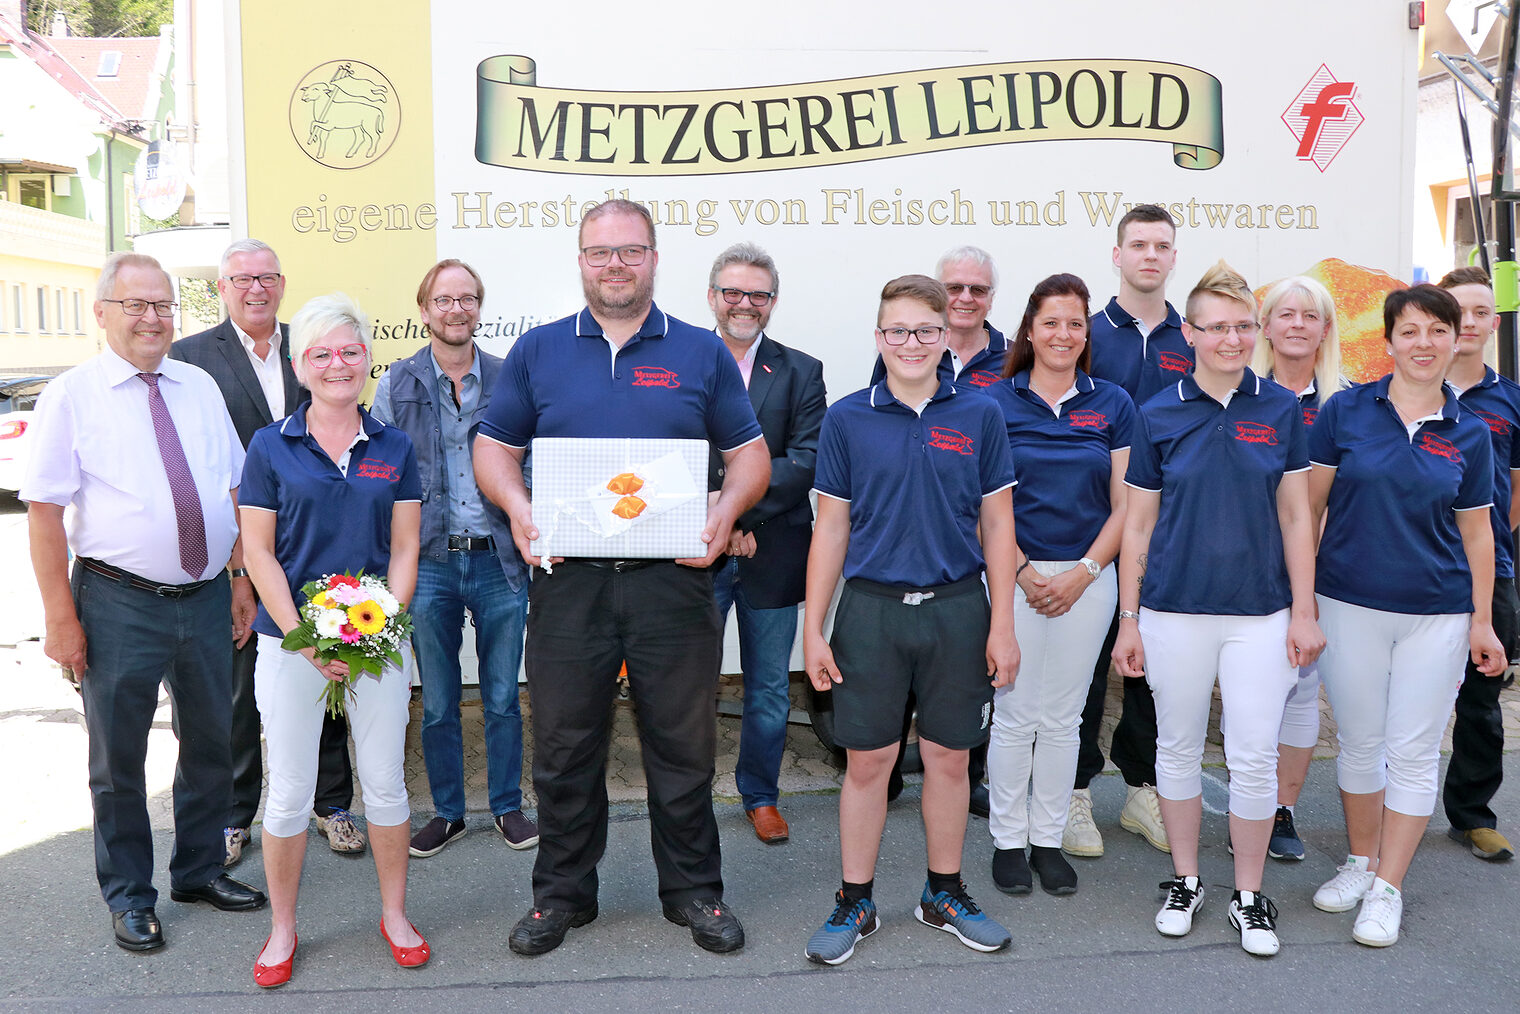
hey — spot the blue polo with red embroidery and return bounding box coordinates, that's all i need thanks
[979,370,1136,561]
[1312,376,1494,613]
[240,403,422,637]
[1455,366,1520,580]
[814,380,1015,587]
[1090,297,1192,403]
[1125,368,1308,615]
[478,304,762,451]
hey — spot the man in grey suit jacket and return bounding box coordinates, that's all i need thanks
[705,242,827,845]
[169,239,359,866]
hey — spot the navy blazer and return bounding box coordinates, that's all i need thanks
[708,334,827,608]
[169,319,308,450]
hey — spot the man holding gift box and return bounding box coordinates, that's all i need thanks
[475,199,770,957]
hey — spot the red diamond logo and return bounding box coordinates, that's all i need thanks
[1281,65,1363,172]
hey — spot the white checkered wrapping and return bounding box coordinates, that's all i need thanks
[529,437,709,559]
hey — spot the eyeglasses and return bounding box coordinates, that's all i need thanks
[1187,321,1260,337]
[431,295,479,311]
[222,273,283,289]
[303,343,368,368]
[714,287,775,307]
[581,244,651,266]
[945,283,991,298]
[877,326,946,345]
[103,298,177,317]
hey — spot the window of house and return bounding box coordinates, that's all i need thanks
[0,280,7,332]
[13,284,26,331]
[16,177,48,211]
[97,52,121,77]
[73,290,83,333]
[36,286,48,332]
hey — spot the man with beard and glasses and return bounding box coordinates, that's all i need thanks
[369,259,536,858]
[474,200,770,957]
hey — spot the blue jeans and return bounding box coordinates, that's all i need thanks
[713,558,797,810]
[412,552,528,820]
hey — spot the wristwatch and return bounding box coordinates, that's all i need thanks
[1079,557,1101,579]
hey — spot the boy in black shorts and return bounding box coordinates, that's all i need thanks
[802,274,1019,965]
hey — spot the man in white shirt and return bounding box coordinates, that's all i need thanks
[24,252,267,952]
[171,240,363,866]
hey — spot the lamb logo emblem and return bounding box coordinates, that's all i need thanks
[289,60,400,169]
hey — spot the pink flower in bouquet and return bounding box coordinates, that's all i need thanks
[340,623,362,644]
[327,582,367,607]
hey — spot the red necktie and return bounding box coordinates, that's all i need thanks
[139,373,209,580]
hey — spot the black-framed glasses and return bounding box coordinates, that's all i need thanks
[581,244,651,266]
[431,294,480,311]
[222,273,282,289]
[103,298,176,317]
[945,283,991,298]
[304,343,368,368]
[877,326,945,345]
[1187,320,1260,337]
[714,287,774,307]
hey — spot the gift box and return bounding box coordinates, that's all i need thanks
[529,437,709,561]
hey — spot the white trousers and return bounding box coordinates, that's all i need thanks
[1278,661,1322,750]
[988,562,1117,848]
[254,633,413,838]
[1140,609,1297,821]
[1316,596,1467,816]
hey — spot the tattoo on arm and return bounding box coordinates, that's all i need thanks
[1137,553,1148,588]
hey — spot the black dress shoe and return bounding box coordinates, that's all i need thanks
[113,908,164,951]
[1029,845,1079,896]
[969,782,991,819]
[170,874,267,911]
[508,903,598,956]
[992,847,1032,895]
[662,897,745,953]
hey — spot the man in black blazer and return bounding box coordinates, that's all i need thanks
[169,239,359,865]
[706,242,827,845]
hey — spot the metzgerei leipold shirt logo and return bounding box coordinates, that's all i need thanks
[1418,432,1463,464]
[928,427,975,455]
[1068,409,1108,430]
[1282,65,1362,172]
[631,366,681,388]
[1157,350,1192,374]
[1233,421,1279,445]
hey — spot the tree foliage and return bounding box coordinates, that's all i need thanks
[26,0,173,38]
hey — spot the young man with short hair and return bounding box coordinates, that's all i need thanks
[802,275,1018,965]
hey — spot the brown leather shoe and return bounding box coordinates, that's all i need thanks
[746,805,789,844]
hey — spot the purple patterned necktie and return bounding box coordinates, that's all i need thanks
[138,373,208,579]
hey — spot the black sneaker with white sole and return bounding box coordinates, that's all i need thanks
[409,816,466,857]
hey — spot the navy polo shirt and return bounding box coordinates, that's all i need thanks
[1456,367,1520,579]
[479,304,762,451]
[979,370,1136,561]
[1089,297,1193,404]
[814,380,1015,587]
[1125,368,1309,615]
[868,321,1009,391]
[1312,377,1494,613]
[241,404,423,637]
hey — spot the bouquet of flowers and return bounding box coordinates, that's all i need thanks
[281,572,412,717]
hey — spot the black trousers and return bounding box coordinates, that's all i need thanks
[524,562,723,910]
[75,564,233,912]
[227,635,353,827]
[1443,575,1518,831]
[1074,607,1159,789]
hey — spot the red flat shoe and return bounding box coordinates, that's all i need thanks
[253,933,296,988]
[380,919,430,967]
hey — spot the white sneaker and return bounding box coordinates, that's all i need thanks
[1120,784,1171,854]
[1062,788,1104,858]
[1228,890,1281,957]
[1352,879,1403,947]
[1313,855,1375,913]
[1155,876,1204,936]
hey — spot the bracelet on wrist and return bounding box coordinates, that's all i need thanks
[1016,560,1031,579]
[229,568,249,578]
[1119,609,1140,621]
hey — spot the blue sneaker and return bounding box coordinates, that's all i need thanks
[805,891,878,965]
[914,881,1011,952]
[1268,806,1305,861]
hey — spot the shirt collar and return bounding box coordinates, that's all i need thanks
[869,378,957,410]
[1178,367,1261,404]
[427,344,481,385]
[1372,374,1463,422]
[1011,369,1095,395]
[575,303,669,342]
[279,400,386,439]
[231,319,283,356]
[984,321,1009,351]
[1102,296,1182,331]
[101,346,189,387]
